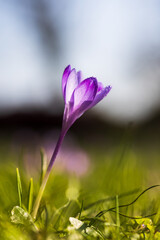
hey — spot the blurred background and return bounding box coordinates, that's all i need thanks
[0,0,160,177]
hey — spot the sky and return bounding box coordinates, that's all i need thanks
[0,0,160,124]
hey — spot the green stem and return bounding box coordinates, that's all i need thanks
[31,130,66,220]
[31,171,50,220]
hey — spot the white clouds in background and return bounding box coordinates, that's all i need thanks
[1,0,160,123]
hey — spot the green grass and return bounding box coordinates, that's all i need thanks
[0,138,160,239]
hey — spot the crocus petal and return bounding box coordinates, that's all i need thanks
[97,82,104,92]
[71,85,111,121]
[65,69,79,104]
[77,71,83,83]
[61,65,112,133]
[63,100,93,131]
[89,85,112,109]
[72,77,98,110]
[62,65,71,100]
[72,100,93,119]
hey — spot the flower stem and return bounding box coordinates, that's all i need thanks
[31,130,66,220]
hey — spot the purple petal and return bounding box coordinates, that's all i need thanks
[77,71,83,83]
[72,77,98,110]
[72,100,93,119]
[89,85,112,109]
[65,69,79,104]
[71,85,111,121]
[62,65,71,100]
[97,82,104,92]
[63,100,93,131]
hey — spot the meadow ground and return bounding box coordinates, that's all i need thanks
[0,127,160,240]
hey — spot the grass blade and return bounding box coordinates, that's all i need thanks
[84,188,139,210]
[28,178,34,214]
[89,185,160,227]
[110,210,156,219]
[40,149,47,185]
[79,200,83,220]
[97,185,160,218]
[116,195,120,232]
[16,168,22,207]
[91,226,105,239]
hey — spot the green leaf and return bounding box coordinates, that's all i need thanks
[16,168,22,207]
[135,217,152,226]
[52,200,81,230]
[11,206,33,225]
[155,232,160,239]
[11,206,38,232]
[28,178,34,214]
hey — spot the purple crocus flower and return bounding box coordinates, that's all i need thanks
[62,65,112,132]
[32,65,111,219]
[47,65,111,171]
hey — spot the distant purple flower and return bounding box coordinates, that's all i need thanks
[57,147,90,177]
[62,65,112,132]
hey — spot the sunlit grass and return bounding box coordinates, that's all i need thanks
[0,137,160,239]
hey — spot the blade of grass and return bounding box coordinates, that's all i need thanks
[84,188,140,210]
[110,210,156,219]
[97,185,160,218]
[40,149,47,185]
[89,185,160,227]
[79,200,83,220]
[116,195,120,235]
[28,178,34,214]
[16,168,22,207]
[91,226,105,239]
